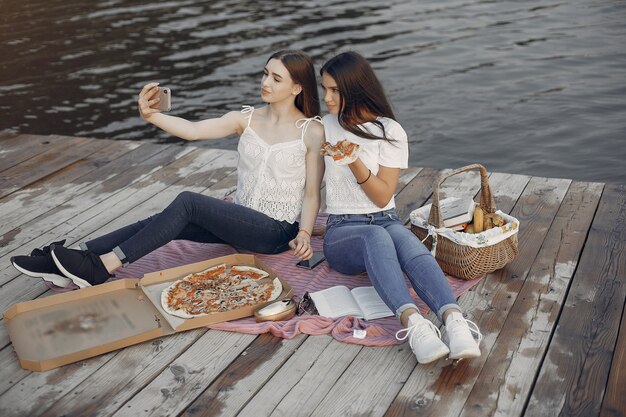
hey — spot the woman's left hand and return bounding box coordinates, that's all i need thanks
[289,232,313,260]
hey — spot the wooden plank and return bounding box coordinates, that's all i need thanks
[0,147,218,319]
[310,344,416,417]
[395,168,440,223]
[0,140,144,235]
[526,184,626,417]
[0,344,31,397]
[0,144,188,285]
[0,166,241,412]
[0,144,197,265]
[0,135,111,199]
[384,175,569,417]
[0,351,117,417]
[0,133,68,173]
[0,163,236,406]
[108,331,257,417]
[0,149,237,344]
[239,337,362,417]
[459,181,604,417]
[601,300,626,417]
[37,329,206,417]
[180,334,307,417]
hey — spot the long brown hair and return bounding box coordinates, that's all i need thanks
[321,51,395,140]
[267,50,320,118]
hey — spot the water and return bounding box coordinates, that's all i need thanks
[1,0,625,184]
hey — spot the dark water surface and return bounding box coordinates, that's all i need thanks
[1,0,625,183]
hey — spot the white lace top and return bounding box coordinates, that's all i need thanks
[234,106,321,223]
[322,114,408,215]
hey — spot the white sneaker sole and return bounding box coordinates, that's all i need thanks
[417,347,451,364]
[12,261,73,287]
[449,347,481,360]
[51,250,93,289]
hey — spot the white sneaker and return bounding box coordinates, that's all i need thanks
[444,311,482,360]
[396,314,450,364]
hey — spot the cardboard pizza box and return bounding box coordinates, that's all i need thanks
[3,254,292,372]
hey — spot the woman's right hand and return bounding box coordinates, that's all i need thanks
[138,82,161,120]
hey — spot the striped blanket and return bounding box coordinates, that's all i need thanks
[47,216,482,346]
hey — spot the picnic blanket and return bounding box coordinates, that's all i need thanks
[46,215,482,346]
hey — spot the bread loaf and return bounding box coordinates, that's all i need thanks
[472,204,484,233]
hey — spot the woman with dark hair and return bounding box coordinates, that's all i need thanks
[12,50,325,288]
[320,51,482,363]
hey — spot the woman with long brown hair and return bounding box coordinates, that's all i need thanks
[320,51,482,364]
[12,50,325,288]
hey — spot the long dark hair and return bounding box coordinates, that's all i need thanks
[267,50,320,118]
[321,51,395,140]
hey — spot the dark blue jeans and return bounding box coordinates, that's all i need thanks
[83,191,298,264]
[323,208,459,320]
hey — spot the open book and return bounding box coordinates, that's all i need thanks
[309,286,394,320]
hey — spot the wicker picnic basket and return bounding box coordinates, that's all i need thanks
[410,164,519,280]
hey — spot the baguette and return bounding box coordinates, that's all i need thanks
[472,204,484,233]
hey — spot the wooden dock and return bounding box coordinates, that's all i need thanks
[0,132,624,417]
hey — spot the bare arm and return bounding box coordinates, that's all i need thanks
[348,159,400,208]
[138,82,244,141]
[289,122,325,260]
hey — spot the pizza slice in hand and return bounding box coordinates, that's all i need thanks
[321,140,361,166]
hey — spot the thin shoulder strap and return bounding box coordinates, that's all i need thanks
[296,116,323,141]
[241,105,255,128]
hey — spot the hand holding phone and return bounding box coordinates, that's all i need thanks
[155,87,171,112]
[138,83,171,120]
[296,253,326,270]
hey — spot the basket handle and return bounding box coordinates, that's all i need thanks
[428,164,496,228]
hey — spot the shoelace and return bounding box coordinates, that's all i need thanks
[395,319,443,350]
[447,317,483,343]
[30,239,66,256]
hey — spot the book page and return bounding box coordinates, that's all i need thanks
[351,286,394,320]
[309,286,363,319]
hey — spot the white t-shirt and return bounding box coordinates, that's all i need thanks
[322,114,409,215]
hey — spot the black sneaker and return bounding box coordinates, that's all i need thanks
[51,246,113,288]
[11,254,72,287]
[30,239,67,257]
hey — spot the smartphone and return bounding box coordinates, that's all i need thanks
[155,87,171,112]
[296,253,326,270]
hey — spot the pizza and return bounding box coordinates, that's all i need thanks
[160,263,282,319]
[321,140,360,165]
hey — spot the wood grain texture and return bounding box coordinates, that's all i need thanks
[310,344,415,417]
[0,350,115,417]
[235,335,338,417]
[460,181,603,417]
[0,162,240,396]
[600,298,626,417]
[0,133,69,172]
[394,167,440,223]
[109,331,256,417]
[526,184,626,417]
[0,140,144,236]
[181,334,307,417]
[38,329,206,417]
[385,176,570,417]
[0,147,226,310]
[0,135,109,199]
[0,134,622,417]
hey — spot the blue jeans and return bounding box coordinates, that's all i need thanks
[323,208,459,321]
[83,191,298,264]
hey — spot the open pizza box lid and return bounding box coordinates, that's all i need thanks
[3,254,292,372]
